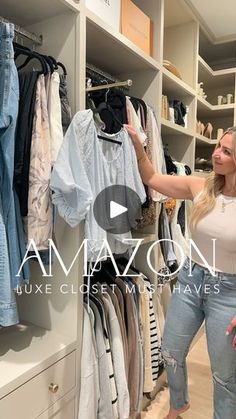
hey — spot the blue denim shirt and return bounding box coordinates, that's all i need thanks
[0,22,30,326]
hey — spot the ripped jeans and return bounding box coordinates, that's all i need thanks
[162,257,236,419]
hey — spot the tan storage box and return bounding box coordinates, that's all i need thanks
[121,0,153,55]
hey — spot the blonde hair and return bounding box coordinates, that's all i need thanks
[189,126,236,230]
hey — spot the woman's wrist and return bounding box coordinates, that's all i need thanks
[137,153,147,164]
[135,145,146,160]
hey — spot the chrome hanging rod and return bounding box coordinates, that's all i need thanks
[86,79,133,92]
[0,15,43,45]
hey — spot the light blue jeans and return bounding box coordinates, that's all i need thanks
[0,22,30,325]
[162,257,236,419]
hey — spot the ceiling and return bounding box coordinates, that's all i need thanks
[186,0,236,43]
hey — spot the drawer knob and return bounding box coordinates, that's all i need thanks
[49,383,59,393]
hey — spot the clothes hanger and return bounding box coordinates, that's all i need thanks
[41,55,55,73]
[57,61,67,75]
[91,262,116,284]
[102,87,124,129]
[92,89,124,145]
[17,51,54,74]
[115,256,141,276]
[14,45,48,75]
[93,102,122,145]
[47,55,58,70]
[13,41,30,52]
[97,134,122,145]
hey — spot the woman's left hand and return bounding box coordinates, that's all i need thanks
[226,316,236,348]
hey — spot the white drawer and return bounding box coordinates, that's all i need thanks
[0,351,76,419]
[38,390,75,419]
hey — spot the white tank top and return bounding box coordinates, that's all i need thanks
[190,192,236,274]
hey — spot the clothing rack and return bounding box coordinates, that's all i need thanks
[0,15,43,45]
[86,79,133,92]
[86,62,117,84]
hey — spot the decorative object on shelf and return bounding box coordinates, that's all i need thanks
[227,93,233,104]
[197,82,207,100]
[222,96,227,104]
[169,99,186,126]
[217,95,223,105]
[163,60,182,79]
[217,128,224,141]
[203,122,213,139]
[161,95,170,120]
[217,94,234,105]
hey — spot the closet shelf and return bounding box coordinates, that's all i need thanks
[0,0,79,28]
[162,67,195,97]
[86,8,161,74]
[195,134,218,146]
[161,118,194,137]
[0,323,76,399]
[197,97,235,117]
[198,56,235,93]
[198,55,236,77]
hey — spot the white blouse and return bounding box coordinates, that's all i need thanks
[50,109,146,261]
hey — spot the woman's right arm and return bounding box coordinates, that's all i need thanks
[125,124,204,200]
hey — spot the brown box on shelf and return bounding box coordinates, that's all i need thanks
[120,0,153,56]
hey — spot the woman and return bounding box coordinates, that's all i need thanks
[125,124,236,419]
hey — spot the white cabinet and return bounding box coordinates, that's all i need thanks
[38,391,75,419]
[0,351,76,419]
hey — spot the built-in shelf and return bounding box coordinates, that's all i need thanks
[197,97,235,117]
[0,323,76,399]
[198,55,236,77]
[161,118,194,137]
[0,0,79,27]
[195,134,218,146]
[162,67,195,97]
[198,55,236,105]
[86,8,161,75]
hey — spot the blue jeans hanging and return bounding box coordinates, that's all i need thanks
[0,22,29,325]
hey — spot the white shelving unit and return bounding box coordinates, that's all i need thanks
[0,1,166,418]
[1,0,236,417]
[162,0,236,174]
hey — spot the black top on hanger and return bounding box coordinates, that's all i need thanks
[14,45,48,75]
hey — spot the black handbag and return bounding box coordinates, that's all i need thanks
[169,99,187,126]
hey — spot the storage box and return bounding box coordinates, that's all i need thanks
[121,0,153,56]
[86,0,121,32]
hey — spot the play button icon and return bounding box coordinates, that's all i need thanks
[110,201,128,219]
[93,185,142,234]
